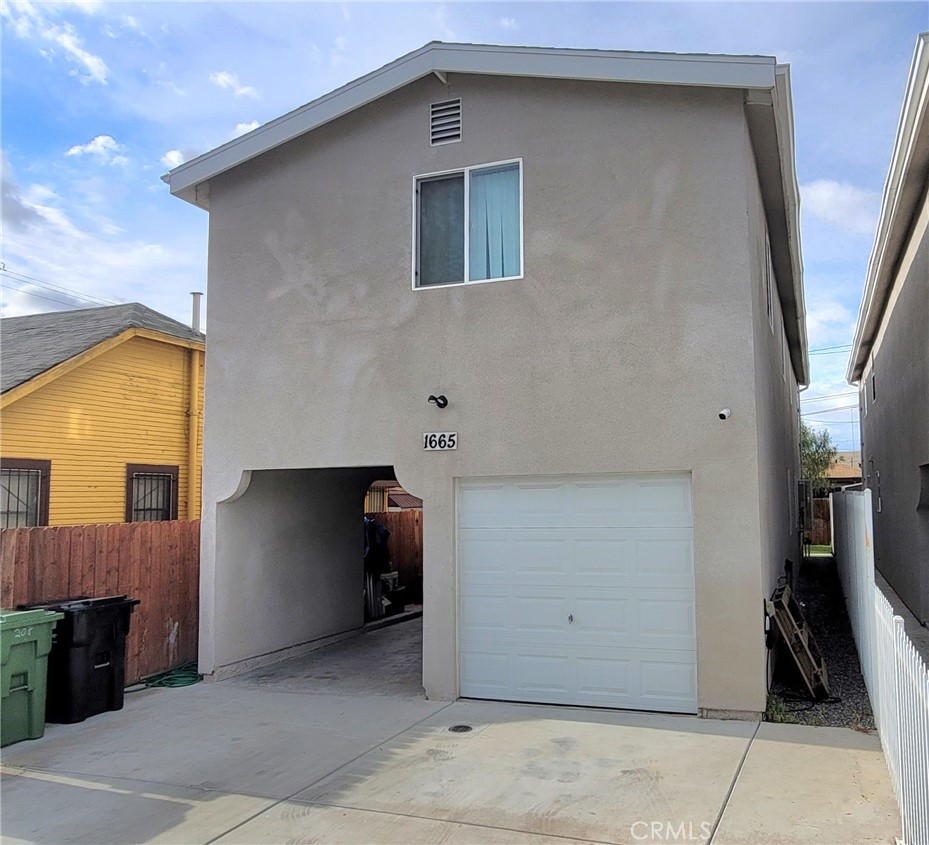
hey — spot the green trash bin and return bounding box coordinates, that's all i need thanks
[1,608,64,747]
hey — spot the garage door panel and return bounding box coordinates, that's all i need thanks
[458,481,568,529]
[459,593,510,635]
[572,593,694,652]
[512,539,570,575]
[572,481,638,521]
[459,473,696,713]
[640,657,698,704]
[634,538,694,578]
[459,474,692,530]
[639,598,695,639]
[571,597,632,634]
[514,652,572,696]
[635,478,693,516]
[461,531,691,589]
[572,538,635,574]
[458,645,698,709]
[459,536,508,576]
[513,596,571,635]
[460,650,509,696]
[575,655,634,700]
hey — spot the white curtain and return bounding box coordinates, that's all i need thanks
[469,164,520,281]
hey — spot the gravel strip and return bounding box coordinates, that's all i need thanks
[766,555,875,730]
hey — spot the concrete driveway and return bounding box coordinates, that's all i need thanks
[1,620,899,844]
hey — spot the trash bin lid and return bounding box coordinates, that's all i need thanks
[0,608,64,630]
[19,595,139,612]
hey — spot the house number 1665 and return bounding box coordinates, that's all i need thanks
[423,432,458,450]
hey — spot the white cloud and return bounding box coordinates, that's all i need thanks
[428,5,457,40]
[20,182,89,241]
[1,168,201,323]
[160,149,186,169]
[1,0,109,83]
[50,1,105,13]
[65,134,127,165]
[156,80,186,97]
[329,35,349,68]
[1,151,44,231]
[805,299,853,345]
[801,180,880,236]
[499,17,519,30]
[232,121,260,139]
[209,70,259,98]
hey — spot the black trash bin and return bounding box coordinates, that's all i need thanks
[19,596,140,724]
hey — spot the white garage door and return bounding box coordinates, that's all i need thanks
[458,473,697,713]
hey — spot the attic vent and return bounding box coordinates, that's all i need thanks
[430,98,461,145]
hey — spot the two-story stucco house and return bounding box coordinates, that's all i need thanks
[849,33,929,627]
[165,43,808,718]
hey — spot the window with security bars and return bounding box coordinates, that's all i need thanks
[126,464,178,522]
[0,458,50,528]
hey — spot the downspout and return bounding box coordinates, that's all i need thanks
[188,292,203,520]
[187,347,201,520]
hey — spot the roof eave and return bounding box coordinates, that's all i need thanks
[163,42,777,208]
[848,32,929,383]
[774,63,809,385]
[745,65,808,385]
[1,327,204,408]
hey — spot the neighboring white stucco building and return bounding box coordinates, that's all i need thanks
[166,43,808,718]
[849,33,929,627]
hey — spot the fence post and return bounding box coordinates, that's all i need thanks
[894,615,911,845]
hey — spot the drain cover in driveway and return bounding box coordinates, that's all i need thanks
[448,724,473,733]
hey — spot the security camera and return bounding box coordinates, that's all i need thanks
[719,408,732,420]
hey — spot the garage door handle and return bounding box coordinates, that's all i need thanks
[568,614,574,624]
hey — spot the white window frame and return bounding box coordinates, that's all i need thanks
[411,157,524,291]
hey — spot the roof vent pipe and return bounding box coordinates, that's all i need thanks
[191,291,203,332]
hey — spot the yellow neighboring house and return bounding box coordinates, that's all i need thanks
[0,303,204,527]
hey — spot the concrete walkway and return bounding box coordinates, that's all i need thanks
[0,623,900,844]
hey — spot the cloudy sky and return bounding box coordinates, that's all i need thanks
[2,1,926,449]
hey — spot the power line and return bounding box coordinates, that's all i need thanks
[809,344,853,353]
[0,281,87,310]
[803,419,860,425]
[809,347,852,356]
[800,391,857,403]
[801,404,859,416]
[0,265,118,307]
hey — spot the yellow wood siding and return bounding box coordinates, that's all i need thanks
[1,336,204,525]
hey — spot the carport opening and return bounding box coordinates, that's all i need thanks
[215,465,424,694]
[364,479,424,622]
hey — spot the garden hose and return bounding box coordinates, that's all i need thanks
[126,661,201,692]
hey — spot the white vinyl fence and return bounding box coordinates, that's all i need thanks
[833,490,929,845]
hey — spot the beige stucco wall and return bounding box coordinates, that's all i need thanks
[199,73,791,713]
[860,188,929,624]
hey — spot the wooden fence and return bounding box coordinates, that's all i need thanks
[809,498,832,546]
[1,520,199,685]
[368,510,423,603]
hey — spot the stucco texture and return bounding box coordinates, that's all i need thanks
[861,189,929,624]
[199,73,800,714]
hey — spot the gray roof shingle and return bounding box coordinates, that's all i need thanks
[1,303,204,394]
